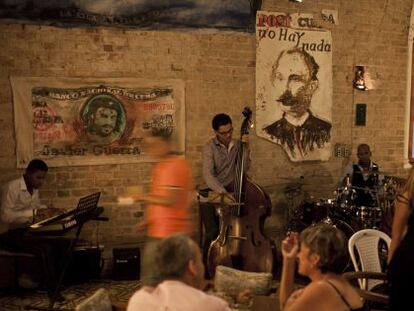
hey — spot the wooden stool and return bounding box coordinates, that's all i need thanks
[0,249,35,290]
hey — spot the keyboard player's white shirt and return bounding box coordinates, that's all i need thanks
[0,177,45,234]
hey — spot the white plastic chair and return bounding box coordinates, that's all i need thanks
[348,229,391,291]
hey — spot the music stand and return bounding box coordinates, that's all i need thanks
[26,192,103,311]
[72,192,101,224]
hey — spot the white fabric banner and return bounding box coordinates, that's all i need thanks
[11,77,185,168]
[256,11,333,162]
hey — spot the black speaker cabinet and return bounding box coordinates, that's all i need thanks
[64,245,103,285]
[112,247,140,281]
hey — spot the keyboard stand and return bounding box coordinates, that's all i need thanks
[24,216,86,311]
[24,192,107,311]
[25,213,108,311]
[52,220,86,309]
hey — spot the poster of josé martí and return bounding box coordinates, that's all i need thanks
[255,11,333,162]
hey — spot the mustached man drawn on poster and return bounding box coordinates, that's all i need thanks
[255,12,333,162]
[12,77,184,167]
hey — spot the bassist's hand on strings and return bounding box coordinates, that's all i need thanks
[241,134,249,144]
[222,192,236,205]
[206,192,235,205]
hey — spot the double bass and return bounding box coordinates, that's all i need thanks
[207,107,276,277]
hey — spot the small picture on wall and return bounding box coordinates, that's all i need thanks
[353,65,377,91]
[353,65,367,90]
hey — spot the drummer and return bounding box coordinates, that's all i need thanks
[340,143,382,207]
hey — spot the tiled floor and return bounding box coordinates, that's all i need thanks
[0,279,280,311]
[0,279,139,311]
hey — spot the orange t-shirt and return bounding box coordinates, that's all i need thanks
[147,155,193,238]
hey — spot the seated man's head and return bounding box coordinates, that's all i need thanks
[24,159,48,190]
[212,113,233,146]
[270,48,319,118]
[357,144,372,167]
[155,234,205,289]
[82,95,125,139]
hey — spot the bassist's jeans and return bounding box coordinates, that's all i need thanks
[199,203,219,276]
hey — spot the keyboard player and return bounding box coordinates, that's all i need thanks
[0,159,68,301]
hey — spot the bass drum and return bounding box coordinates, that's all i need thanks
[293,214,355,241]
[288,200,331,232]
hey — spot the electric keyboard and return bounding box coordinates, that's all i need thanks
[27,192,103,235]
[28,206,104,235]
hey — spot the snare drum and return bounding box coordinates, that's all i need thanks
[355,206,383,229]
[371,207,383,221]
[336,187,357,212]
[356,206,370,221]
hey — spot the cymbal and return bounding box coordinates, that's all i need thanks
[378,171,391,176]
[282,182,310,186]
[384,175,407,183]
[350,185,378,193]
[276,176,310,185]
[276,176,305,181]
[352,170,390,176]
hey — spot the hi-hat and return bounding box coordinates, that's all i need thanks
[384,175,407,184]
[276,176,309,184]
[337,185,378,193]
[350,185,378,193]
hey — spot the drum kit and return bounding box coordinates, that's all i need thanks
[284,172,405,237]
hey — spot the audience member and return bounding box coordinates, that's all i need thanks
[127,234,231,311]
[387,167,414,310]
[279,223,363,311]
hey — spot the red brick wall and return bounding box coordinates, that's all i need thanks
[0,0,412,275]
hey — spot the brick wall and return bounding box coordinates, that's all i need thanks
[0,0,412,275]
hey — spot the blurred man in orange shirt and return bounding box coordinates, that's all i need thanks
[129,132,194,286]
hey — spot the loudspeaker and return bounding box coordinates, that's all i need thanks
[112,248,140,281]
[64,245,103,285]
